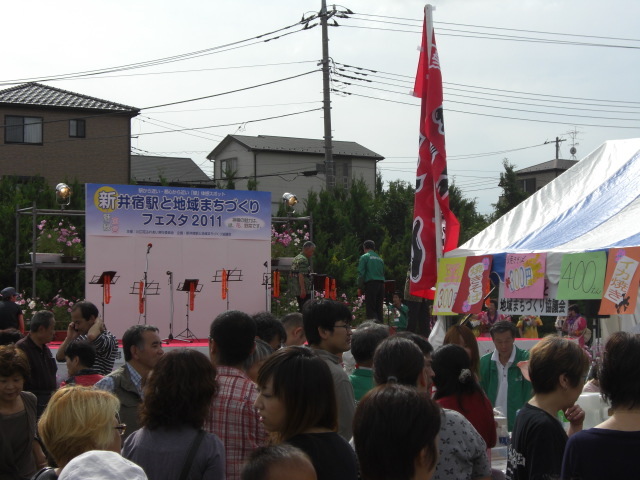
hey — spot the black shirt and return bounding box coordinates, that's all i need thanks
[506,403,567,480]
[0,300,21,330]
[16,335,57,393]
[288,432,358,480]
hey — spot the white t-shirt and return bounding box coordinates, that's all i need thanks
[492,346,516,418]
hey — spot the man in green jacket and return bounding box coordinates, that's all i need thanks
[480,320,532,431]
[357,240,385,322]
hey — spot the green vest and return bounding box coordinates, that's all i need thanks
[357,250,385,287]
[479,346,532,431]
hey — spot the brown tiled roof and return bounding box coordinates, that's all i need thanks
[0,82,139,114]
[208,134,384,160]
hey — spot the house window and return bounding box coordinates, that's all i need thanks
[519,178,537,193]
[5,116,43,144]
[69,119,86,138]
[219,158,237,178]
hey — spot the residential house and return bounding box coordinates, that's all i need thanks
[0,82,139,186]
[207,134,384,212]
[515,158,578,193]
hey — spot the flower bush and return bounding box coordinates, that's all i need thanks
[271,224,310,258]
[17,292,81,330]
[270,289,368,325]
[36,218,84,258]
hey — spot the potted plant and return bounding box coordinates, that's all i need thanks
[18,293,80,340]
[34,218,84,263]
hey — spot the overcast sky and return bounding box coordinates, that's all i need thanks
[4,0,639,213]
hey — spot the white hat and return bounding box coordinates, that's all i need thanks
[58,450,147,480]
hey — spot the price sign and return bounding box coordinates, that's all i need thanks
[557,251,606,300]
[433,257,466,315]
[599,247,640,315]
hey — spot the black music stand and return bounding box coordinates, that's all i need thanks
[129,281,160,324]
[212,269,243,310]
[175,279,202,342]
[89,271,119,321]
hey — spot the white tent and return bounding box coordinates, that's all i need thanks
[445,138,640,339]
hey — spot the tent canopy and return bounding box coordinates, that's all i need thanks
[445,138,640,335]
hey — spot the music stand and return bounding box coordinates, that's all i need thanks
[89,271,119,321]
[129,281,160,324]
[212,269,243,310]
[175,279,202,342]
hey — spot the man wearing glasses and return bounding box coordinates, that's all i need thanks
[303,299,355,440]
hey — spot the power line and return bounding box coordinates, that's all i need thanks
[142,70,320,110]
[14,60,320,84]
[0,21,316,86]
[334,89,640,129]
[335,61,640,105]
[342,16,640,49]
[351,12,640,43]
[0,107,323,148]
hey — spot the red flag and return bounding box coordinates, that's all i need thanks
[410,8,460,299]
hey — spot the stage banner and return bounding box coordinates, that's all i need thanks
[452,256,492,314]
[86,184,271,240]
[503,253,546,299]
[499,280,568,316]
[557,251,606,300]
[433,257,466,315]
[599,247,640,315]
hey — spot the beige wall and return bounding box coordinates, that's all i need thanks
[213,144,378,214]
[1,107,132,186]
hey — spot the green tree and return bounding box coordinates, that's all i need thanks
[0,176,85,302]
[491,159,530,220]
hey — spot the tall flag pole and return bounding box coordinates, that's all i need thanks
[410,4,460,300]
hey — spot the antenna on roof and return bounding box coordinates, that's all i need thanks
[567,127,580,159]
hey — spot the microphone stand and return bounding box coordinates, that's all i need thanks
[163,271,187,343]
[142,245,151,325]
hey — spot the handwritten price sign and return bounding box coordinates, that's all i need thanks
[557,251,606,300]
[433,257,465,315]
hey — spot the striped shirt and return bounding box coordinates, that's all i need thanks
[77,330,118,375]
[204,366,267,480]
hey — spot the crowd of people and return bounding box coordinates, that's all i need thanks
[1,289,639,480]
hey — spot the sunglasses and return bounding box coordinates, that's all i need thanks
[115,413,127,437]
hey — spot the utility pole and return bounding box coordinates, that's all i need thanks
[320,0,334,189]
[555,136,565,160]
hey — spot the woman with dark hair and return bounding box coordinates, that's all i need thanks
[0,344,46,479]
[432,344,496,449]
[353,384,441,480]
[254,346,358,480]
[443,324,481,378]
[506,336,588,480]
[122,348,224,480]
[562,331,640,480]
